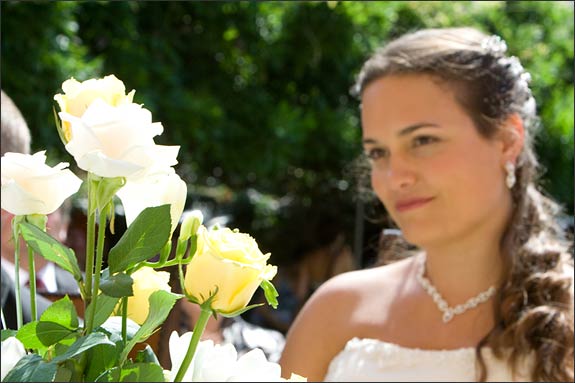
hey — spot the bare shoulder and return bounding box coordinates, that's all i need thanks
[320,257,415,296]
[279,257,416,381]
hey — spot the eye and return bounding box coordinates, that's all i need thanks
[412,135,439,148]
[364,147,388,161]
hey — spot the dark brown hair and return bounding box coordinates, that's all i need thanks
[353,27,574,382]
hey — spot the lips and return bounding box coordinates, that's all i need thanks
[395,197,434,212]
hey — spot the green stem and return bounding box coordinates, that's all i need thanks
[27,246,37,321]
[12,218,23,329]
[84,178,96,308]
[86,208,107,333]
[142,241,172,269]
[121,296,128,347]
[178,263,187,298]
[174,307,211,382]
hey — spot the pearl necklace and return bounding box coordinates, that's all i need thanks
[416,256,497,323]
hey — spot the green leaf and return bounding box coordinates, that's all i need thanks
[85,294,121,330]
[99,316,140,343]
[117,362,165,382]
[120,290,181,362]
[39,295,78,330]
[52,333,80,357]
[16,321,74,349]
[100,269,134,298]
[19,222,82,282]
[2,354,57,382]
[96,363,164,382]
[84,343,119,382]
[108,205,172,274]
[51,332,115,363]
[15,322,44,350]
[260,279,279,309]
[134,344,160,365]
[1,329,17,341]
[53,365,73,382]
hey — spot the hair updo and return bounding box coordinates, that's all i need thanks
[353,27,573,382]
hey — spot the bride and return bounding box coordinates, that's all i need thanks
[279,27,574,382]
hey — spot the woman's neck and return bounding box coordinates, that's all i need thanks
[421,232,504,305]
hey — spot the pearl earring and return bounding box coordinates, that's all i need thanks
[505,161,516,189]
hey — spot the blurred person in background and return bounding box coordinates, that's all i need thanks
[1,90,81,329]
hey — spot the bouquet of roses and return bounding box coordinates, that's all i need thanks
[0,75,304,382]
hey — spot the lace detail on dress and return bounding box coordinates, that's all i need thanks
[323,338,531,382]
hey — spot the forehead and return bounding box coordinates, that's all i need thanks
[360,74,469,132]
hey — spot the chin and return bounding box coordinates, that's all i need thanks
[396,224,438,248]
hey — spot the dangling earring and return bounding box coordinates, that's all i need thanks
[505,161,516,189]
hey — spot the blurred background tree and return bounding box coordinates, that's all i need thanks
[2,0,573,273]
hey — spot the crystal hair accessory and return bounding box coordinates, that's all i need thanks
[416,256,497,323]
[481,34,508,56]
[505,161,516,189]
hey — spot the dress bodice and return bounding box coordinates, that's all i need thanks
[323,338,531,382]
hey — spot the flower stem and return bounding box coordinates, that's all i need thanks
[121,296,128,347]
[27,246,37,321]
[174,307,211,382]
[84,178,96,308]
[86,207,107,333]
[11,218,23,329]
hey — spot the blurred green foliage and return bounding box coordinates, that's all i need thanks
[2,1,573,266]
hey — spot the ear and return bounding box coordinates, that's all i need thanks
[497,113,525,166]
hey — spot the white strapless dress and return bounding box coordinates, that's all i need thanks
[324,338,532,382]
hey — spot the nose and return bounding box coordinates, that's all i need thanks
[381,155,416,191]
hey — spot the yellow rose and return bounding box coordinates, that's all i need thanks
[184,226,277,315]
[54,74,135,142]
[125,267,171,325]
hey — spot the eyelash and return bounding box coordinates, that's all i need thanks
[365,148,388,161]
[364,135,440,161]
[412,135,439,147]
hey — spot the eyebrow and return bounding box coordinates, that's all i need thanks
[362,123,439,144]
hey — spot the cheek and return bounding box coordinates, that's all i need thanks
[370,168,390,204]
[441,149,505,209]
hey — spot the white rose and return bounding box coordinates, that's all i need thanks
[168,331,238,382]
[116,167,187,235]
[227,348,282,382]
[1,337,26,381]
[59,99,179,178]
[167,331,298,382]
[1,151,82,215]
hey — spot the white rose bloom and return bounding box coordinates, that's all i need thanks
[167,331,296,382]
[227,348,283,381]
[116,166,187,235]
[59,99,179,178]
[1,151,82,215]
[1,337,26,381]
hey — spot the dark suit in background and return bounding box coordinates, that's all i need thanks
[1,265,52,330]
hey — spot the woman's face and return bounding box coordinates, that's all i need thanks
[361,74,512,247]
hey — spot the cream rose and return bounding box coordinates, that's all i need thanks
[125,267,172,325]
[59,99,179,178]
[1,151,82,215]
[54,74,135,142]
[184,226,277,315]
[117,166,187,235]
